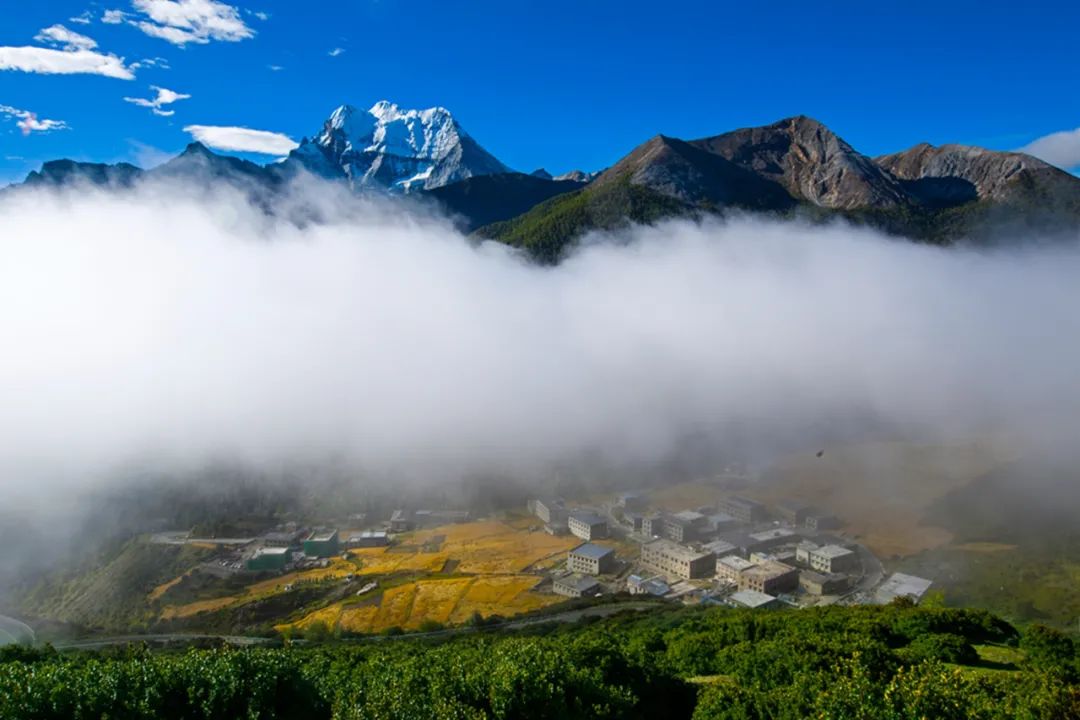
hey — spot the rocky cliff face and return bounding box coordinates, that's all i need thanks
[690,116,911,210]
[875,143,1079,206]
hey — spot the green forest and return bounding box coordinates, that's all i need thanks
[2,602,1078,719]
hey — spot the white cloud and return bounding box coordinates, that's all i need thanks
[328,47,345,57]
[267,64,283,71]
[0,105,69,135]
[0,46,134,80]
[129,56,170,70]
[1019,127,1080,170]
[69,11,94,25]
[102,9,130,24]
[34,24,99,51]
[128,0,255,46]
[183,124,299,155]
[124,85,191,116]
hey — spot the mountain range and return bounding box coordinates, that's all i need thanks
[13,102,1080,262]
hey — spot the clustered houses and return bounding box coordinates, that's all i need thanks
[567,543,616,575]
[641,538,716,579]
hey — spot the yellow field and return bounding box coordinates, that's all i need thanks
[348,548,449,575]
[406,520,578,573]
[278,574,558,635]
[448,575,554,624]
[165,520,575,629]
[160,595,239,620]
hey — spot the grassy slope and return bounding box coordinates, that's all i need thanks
[473,176,690,263]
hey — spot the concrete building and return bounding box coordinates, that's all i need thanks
[715,555,756,583]
[303,530,340,558]
[568,512,608,541]
[795,541,819,565]
[747,527,800,553]
[773,500,811,526]
[876,573,933,604]
[616,492,648,512]
[263,530,303,548]
[738,559,799,595]
[805,512,842,531]
[641,513,665,538]
[707,512,738,533]
[718,496,767,524]
[247,546,290,571]
[807,544,858,574]
[568,543,617,575]
[627,574,670,596]
[728,589,783,610]
[389,510,412,533]
[799,570,850,596]
[704,539,738,557]
[663,510,707,543]
[624,512,645,532]
[641,538,716,579]
[553,574,602,598]
[533,498,566,525]
[347,531,389,548]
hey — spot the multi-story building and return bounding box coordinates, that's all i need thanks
[718,496,767,523]
[773,500,812,526]
[738,559,799,595]
[533,498,566,525]
[746,527,800,553]
[641,539,716,580]
[641,513,665,538]
[568,512,608,541]
[568,543,617,575]
[389,510,412,533]
[799,570,850,596]
[807,544,858,574]
[804,512,842,531]
[716,555,756,583]
[664,510,707,542]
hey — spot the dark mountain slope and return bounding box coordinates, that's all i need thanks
[426,172,584,231]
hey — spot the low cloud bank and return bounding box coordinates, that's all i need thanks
[1,178,1078,505]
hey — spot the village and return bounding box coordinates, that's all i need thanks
[148,480,935,635]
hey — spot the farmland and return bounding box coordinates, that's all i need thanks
[157,519,578,634]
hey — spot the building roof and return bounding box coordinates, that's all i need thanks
[357,531,387,538]
[672,510,705,523]
[570,543,615,561]
[729,589,778,608]
[255,546,290,556]
[717,555,756,572]
[569,512,606,526]
[749,527,798,543]
[741,559,795,580]
[812,544,854,559]
[389,509,408,521]
[724,495,763,509]
[877,573,933,602]
[704,539,737,555]
[306,530,338,542]
[556,574,601,593]
[644,538,713,562]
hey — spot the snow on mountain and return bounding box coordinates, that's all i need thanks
[285,101,511,192]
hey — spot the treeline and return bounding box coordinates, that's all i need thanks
[1,602,1077,719]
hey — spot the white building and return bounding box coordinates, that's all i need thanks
[807,544,857,574]
[568,512,608,541]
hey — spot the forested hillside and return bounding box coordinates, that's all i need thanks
[2,603,1077,719]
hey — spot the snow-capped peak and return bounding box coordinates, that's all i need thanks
[291,100,510,191]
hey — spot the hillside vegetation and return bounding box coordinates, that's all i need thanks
[1,603,1078,719]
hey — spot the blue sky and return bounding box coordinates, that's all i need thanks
[2,0,1079,185]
